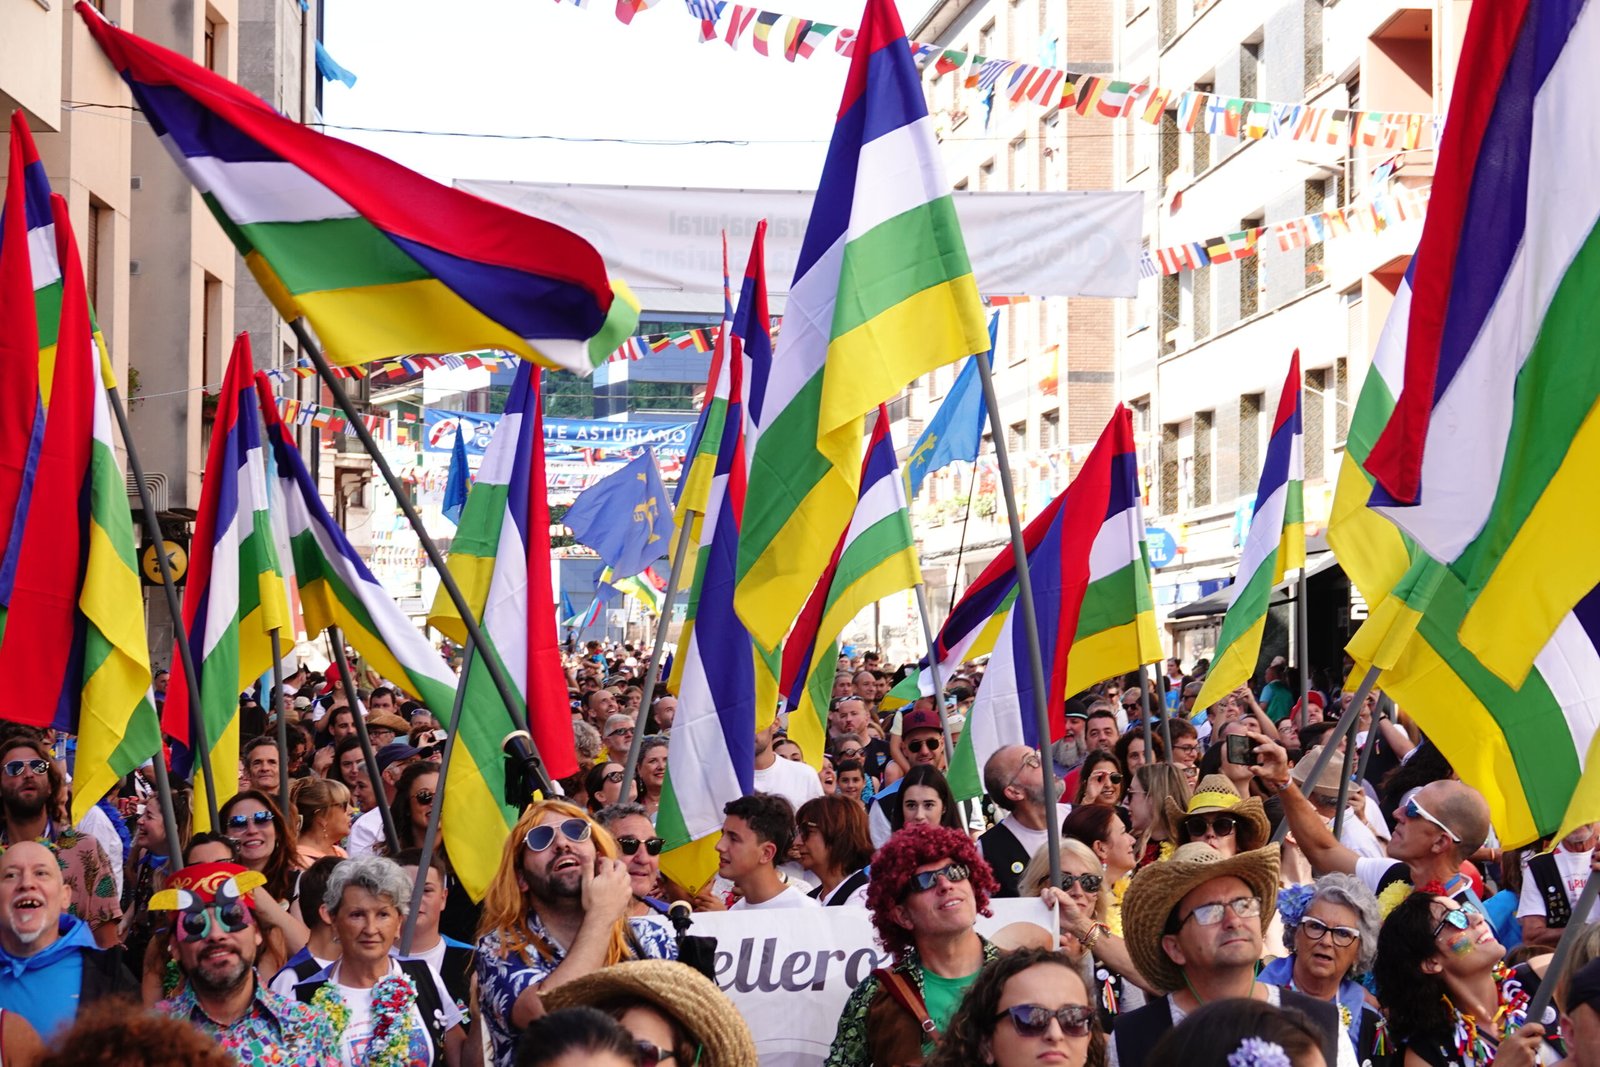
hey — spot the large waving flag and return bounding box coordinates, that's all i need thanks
[1332,276,1600,849]
[0,114,54,640]
[904,315,996,500]
[426,362,576,899]
[945,409,1125,801]
[77,3,638,372]
[562,449,672,579]
[1360,0,1600,688]
[735,0,991,651]
[781,405,922,766]
[1193,353,1304,712]
[1062,406,1162,695]
[657,226,768,894]
[165,334,287,828]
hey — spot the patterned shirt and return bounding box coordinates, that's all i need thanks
[824,938,1000,1067]
[0,825,122,934]
[476,911,677,1065]
[160,977,341,1066]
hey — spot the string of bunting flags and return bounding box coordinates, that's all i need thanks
[560,0,1443,151]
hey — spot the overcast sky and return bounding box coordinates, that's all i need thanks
[321,0,932,189]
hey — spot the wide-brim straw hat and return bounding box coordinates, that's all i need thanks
[1165,773,1271,851]
[1121,842,1281,994]
[542,960,758,1067]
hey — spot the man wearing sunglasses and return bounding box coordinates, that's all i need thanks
[596,803,670,918]
[1263,739,1493,908]
[1113,842,1354,1067]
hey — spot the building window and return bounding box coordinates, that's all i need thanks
[979,159,995,191]
[1009,137,1027,189]
[1240,40,1260,102]
[1159,110,1180,193]
[1304,0,1324,91]
[1192,264,1211,342]
[1240,213,1263,319]
[1160,274,1180,355]
[203,273,223,386]
[1160,422,1180,514]
[1131,397,1153,501]
[1304,368,1326,481]
[1159,0,1176,46]
[1040,409,1059,450]
[1193,82,1214,172]
[1176,419,1195,512]
[979,19,994,57]
[1194,410,1214,506]
[1007,420,1027,456]
[1304,178,1326,285]
[86,202,106,313]
[204,17,218,71]
[1238,393,1263,490]
[1335,356,1350,444]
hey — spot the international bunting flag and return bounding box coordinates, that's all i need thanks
[1176,91,1207,132]
[1193,352,1304,711]
[723,4,758,47]
[781,406,921,767]
[1360,0,1600,689]
[164,334,288,829]
[426,361,577,899]
[934,50,966,76]
[77,3,638,373]
[735,0,991,652]
[751,10,782,55]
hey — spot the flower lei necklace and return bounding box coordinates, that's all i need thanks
[311,968,419,1067]
[1443,962,1528,1067]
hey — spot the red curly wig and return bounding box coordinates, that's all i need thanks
[866,824,998,960]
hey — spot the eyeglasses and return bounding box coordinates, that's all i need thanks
[2,759,48,778]
[995,1003,1095,1039]
[1431,906,1479,941]
[907,737,942,754]
[635,1040,677,1067]
[1004,751,1043,792]
[1173,743,1202,757]
[836,748,863,759]
[1090,771,1124,785]
[1183,813,1239,839]
[906,862,970,894]
[412,790,435,806]
[225,810,274,832]
[1401,795,1461,843]
[1300,916,1360,948]
[616,835,665,857]
[607,727,634,739]
[524,818,592,852]
[1061,872,1103,894]
[175,902,253,942]
[1179,895,1262,927]
[602,770,627,784]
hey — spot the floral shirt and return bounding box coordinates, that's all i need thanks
[476,912,677,1065]
[824,938,1000,1067]
[160,977,341,1066]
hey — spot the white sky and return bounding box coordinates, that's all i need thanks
[321,0,933,189]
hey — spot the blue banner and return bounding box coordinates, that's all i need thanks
[422,409,694,458]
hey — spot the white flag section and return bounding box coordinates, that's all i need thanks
[640,899,1056,1067]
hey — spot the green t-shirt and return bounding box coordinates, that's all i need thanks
[922,966,983,1051]
[1260,679,1294,723]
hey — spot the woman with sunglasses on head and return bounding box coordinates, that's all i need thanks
[217,791,309,982]
[929,947,1106,1067]
[1375,888,1563,1067]
[1128,763,1189,869]
[1075,751,1126,807]
[1062,804,1139,936]
[795,795,874,907]
[1262,874,1390,1065]
[289,776,352,866]
[596,802,670,917]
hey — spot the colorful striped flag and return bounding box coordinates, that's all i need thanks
[734,0,990,652]
[657,225,768,894]
[780,406,922,767]
[164,334,288,829]
[1360,0,1600,689]
[426,361,577,897]
[1193,352,1304,711]
[723,4,758,47]
[1176,91,1206,132]
[751,10,782,55]
[78,4,638,373]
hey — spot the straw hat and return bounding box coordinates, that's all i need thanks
[542,960,758,1067]
[1165,774,1271,851]
[1291,745,1350,800]
[1120,842,1282,994]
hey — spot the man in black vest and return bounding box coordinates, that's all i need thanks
[977,745,1058,898]
[1112,843,1356,1067]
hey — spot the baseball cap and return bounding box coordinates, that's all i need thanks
[902,707,942,735]
[1565,957,1600,1015]
[375,740,419,772]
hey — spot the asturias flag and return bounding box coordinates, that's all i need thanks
[904,313,996,500]
[562,448,672,580]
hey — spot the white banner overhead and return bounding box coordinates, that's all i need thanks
[456,180,1143,312]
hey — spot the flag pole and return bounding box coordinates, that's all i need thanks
[400,636,474,956]
[1525,876,1600,1026]
[1270,665,1379,845]
[1156,663,1174,763]
[1139,665,1155,759]
[271,628,290,810]
[946,482,977,619]
[1332,716,1359,838]
[913,583,955,760]
[290,319,552,797]
[973,354,1062,887]
[105,384,218,832]
[326,626,400,853]
[621,519,696,788]
[1295,565,1312,730]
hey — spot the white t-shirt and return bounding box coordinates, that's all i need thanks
[1000,807,1074,863]
[346,806,385,859]
[752,756,824,813]
[326,958,462,1066]
[268,953,336,998]
[730,884,821,911]
[817,872,870,908]
[1518,846,1600,922]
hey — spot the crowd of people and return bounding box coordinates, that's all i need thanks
[0,642,1598,1067]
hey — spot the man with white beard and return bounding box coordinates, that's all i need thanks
[0,841,136,1040]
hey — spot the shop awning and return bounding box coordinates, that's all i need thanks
[1167,551,1340,620]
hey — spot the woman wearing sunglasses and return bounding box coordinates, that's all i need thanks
[1375,889,1564,1067]
[1062,804,1139,936]
[1074,752,1126,807]
[217,790,310,983]
[929,947,1105,1067]
[795,795,874,907]
[1260,874,1388,1064]
[290,776,353,866]
[596,802,669,917]
[586,762,635,815]
[1166,774,1272,858]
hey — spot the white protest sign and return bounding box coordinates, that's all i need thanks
[641,898,1057,1067]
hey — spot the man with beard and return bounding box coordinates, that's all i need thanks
[978,745,1064,898]
[155,862,338,1063]
[0,736,121,947]
[475,800,676,1066]
[0,841,136,1041]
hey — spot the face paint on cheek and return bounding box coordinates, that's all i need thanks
[1445,931,1475,956]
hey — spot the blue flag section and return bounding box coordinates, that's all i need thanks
[903,313,996,499]
[562,447,673,579]
[442,429,470,525]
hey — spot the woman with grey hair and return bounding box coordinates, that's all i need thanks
[1260,872,1385,1062]
[292,856,467,1066]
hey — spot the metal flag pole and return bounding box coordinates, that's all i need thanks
[973,354,1062,886]
[1140,666,1155,759]
[947,486,977,618]
[1331,717,1360,838]
[271,629,290,809]
[621,520,696,787]
[105,384,218,834]
[290,319,551,798]
[1295,567,1312,729]
[326,626,399,853]
[1354,705,1384,785]
[1270,665,1380,845]
[913,583,956,761]
[401,637,475,956]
